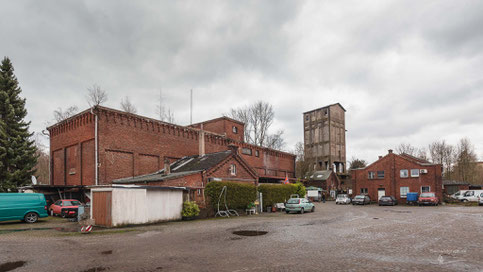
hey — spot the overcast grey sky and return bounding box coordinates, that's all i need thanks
[1,0,483,162]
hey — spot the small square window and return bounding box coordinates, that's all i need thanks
[400,169,408,178]
[360,188,368,194]
[368,172,375,179]
[255,150,259,157]
[410,169,420,177]
[421,186,430,193]
[377,171,385,179]
[232,126,238,134]
[242,148,252,155]
[305,115,309,121]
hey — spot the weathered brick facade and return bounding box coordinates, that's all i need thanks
[352,150,443,203]
[47,106,295,186]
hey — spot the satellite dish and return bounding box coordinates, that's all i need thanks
[31,176,38,185]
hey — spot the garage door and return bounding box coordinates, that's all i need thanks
[92,191,112,227]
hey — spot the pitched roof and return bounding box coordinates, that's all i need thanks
[309,170,333,181]
[114,150,234,184]
[303,103,346,114]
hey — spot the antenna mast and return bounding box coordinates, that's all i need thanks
[190,89,193,125]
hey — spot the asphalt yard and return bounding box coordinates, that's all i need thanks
[0,202,482,272]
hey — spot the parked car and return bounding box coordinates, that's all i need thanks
[285,198,315,214]
[0,193,49,223]
[478,192,483,206]
[418,192,439,206]
[450,190,468,200]
[459,190,483,202]
[352,195,371,205]
[335,194,351,204]
[378,196,398,206]
[49,199,83,217]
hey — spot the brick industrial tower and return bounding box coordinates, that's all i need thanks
[303,103,346,173]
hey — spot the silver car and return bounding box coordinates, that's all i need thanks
[478,192,483,206]
[335,194,351,204]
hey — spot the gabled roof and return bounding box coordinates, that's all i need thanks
[399,153,430,164]
[309,170,333,181]
[303,103,346,114]
[190,116,245,127]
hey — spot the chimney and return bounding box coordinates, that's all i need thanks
[388,149,393,154]
[378,156,383,160]
[199,124,205,156]
[228,144,239,154]
[164,158,171,175]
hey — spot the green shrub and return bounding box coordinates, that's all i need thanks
[205,181,257,210]
[258,183,307,208]
[181,201,200,218]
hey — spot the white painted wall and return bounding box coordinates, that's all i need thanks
[104,188,183,227]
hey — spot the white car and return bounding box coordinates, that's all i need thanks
[335,194,351,205]
[450,190,467,200]
[460,190,483,202]
[478,192,483,206]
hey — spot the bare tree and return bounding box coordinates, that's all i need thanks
[53,106,79,122]
[294,142,312,178]
[32,133,49,184]
[417,147,428,161]
[453,138,478,182]
[156,90,175,123]
[395,143,417,156]
[265,129,285,150]
[120,96,137,114]
[428,140,455,178]
[229,101,281,148]
[86,84,108,107]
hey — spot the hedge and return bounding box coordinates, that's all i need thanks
[205,181,257,210]
[258,183,306,208]
[205,181,307,211]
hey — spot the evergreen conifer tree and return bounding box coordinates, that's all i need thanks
[0,57,38,192]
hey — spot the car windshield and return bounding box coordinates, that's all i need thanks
[337,194,348,199]
[287,199,300,204]
[380,197,391,200]
[64,201,81,206]
[355,196,365,199]
[420,193,435,198]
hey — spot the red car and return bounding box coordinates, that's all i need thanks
[418,192,439,206]
[49,199,83,217]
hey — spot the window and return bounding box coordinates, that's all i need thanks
[197,189,202,196]
[377,171,385,179]
[400,187,409,198]
[368,171,375,179]
[464,191,474,197]
[230,164,236,176]
[360,188,368,194]
[241,148,252,155]
[400,169,409,178]
[232,126,238,134]
[255,150,259,157]
[410,169,420,177]
[421,186,430,193]
[305,115,309,121]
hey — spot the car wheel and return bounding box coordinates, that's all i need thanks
[462,199,468,202]
[300,208,304,214]
[311,206,315,212]
[24,212,38,224]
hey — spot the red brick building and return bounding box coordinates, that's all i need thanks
[47,106,295,187]
[352,150,443,203]
[114,146,258,206]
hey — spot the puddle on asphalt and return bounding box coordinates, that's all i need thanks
[232,230,268,236]
[0,261,27,272]
[101,250,113,255]
[80,267,109,272]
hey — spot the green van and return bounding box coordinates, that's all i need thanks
[0,193,49,223]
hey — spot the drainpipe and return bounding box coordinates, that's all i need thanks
[41,129,51,185]
[90,107,99,186]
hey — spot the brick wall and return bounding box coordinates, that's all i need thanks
[352,152,443,203]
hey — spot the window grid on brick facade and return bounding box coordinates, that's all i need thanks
[360,188,368,194]
[368,172,375,179]
[400,187,409,198]
[400,169,408,178]
[377,171,384,179]
[421,186,430,193]
[242,148,252,155]
[410,169,420,177]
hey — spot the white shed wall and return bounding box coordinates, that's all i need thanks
[146,190,183,222]
[104,188,183,227]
